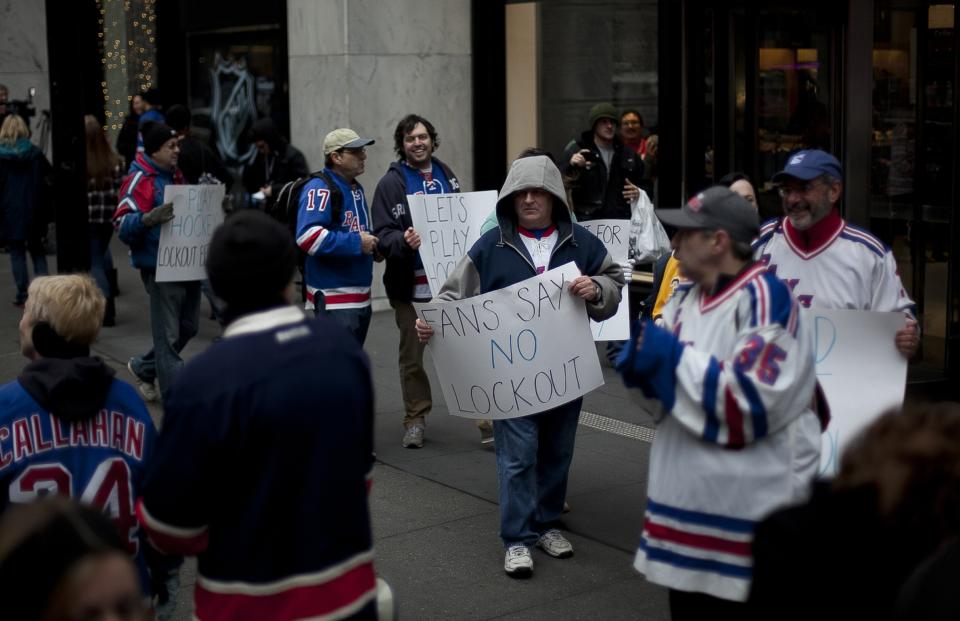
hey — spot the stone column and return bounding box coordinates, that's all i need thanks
[288,0,474,309]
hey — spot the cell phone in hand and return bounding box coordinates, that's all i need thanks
[582,150,599,163]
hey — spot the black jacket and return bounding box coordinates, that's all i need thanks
[560,131,644,221]
[177,135,233,186]
[0,139,52,242]
[241,142,309,203]
[371,158,460,301]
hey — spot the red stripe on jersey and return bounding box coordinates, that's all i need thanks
[298,228,324,252]
[724,387,745,448]
[517,225,557,238]
[136,499,209,556]
[414,274,429,284]
[644,521,751,557]
[324,292,370,304]
[194,561,376,621]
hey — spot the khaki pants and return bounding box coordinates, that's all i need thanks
[391,299,432,428]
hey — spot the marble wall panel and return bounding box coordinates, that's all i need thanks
[347,0,470,56]
[288,54,350,171]
[0,0,48,73]
[288,0,346,58]
[0,0,49,150]
[347,54,474,192]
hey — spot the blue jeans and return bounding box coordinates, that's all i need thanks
[130,271,200,398]
[8,238,49,304]
[313,292,372,345]
[89,223,114,299]
[493,400,582,547]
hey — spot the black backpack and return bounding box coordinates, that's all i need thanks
[270,169,343,239]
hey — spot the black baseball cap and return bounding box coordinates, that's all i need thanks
[656,186,759,244]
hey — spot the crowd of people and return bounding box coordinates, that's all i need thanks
[0,89,956,621]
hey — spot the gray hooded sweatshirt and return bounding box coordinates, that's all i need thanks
[436,155,624,322]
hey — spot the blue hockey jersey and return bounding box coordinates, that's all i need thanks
[0,357,156,590]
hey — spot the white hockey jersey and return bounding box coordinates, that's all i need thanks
[618,263,824,602]
[753,210,915,315]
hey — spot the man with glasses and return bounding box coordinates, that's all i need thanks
[295,128,380,344]
[560,102,645,221]
[754,149,919,357]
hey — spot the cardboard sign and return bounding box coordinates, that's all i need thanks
[408,191,497,297]
[813,308,908,476]
[414,262,604,419]
[156,184,225,282]
[580,219,631,341]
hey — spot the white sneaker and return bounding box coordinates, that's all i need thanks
[504,545,533,578]
[402,424,425,449]
[127,359,158,403]
[536,529,574,558]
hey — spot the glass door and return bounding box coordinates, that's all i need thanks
[871,2,956,378]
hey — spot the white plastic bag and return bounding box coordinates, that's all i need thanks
[628,189,670,264]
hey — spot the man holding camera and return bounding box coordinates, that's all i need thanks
[560,102,645,222]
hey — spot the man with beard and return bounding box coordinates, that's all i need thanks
[753,149,919,357]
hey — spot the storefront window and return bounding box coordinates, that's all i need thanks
[186,29,286,167]
[537,0,658,164]
[755,10,834,188]
[871,2,954,374]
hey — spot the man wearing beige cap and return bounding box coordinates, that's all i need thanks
[295,128,380,343]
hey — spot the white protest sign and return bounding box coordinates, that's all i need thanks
[414,262,604,419]
[408,191,497,297]
[579,219,631,341]
[813,308,907,476]
[156,184,225,282]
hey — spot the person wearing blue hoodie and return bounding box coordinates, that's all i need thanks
[416,155,624,578]
[0,114,51,306]
[113,122,198,403]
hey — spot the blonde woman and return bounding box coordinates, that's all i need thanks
[0,114,51,306]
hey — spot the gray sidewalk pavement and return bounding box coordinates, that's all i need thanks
[0,242,668,621]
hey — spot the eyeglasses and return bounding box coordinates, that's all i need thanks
[777,179,822,199]
[338,147,366,156]
[621,120,642,127]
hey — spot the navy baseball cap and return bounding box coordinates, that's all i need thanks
[656,186,759,244]
[772,149,843,182]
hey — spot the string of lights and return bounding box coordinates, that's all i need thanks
[97,0,157,134]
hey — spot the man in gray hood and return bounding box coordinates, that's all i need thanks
[416,155,624,578]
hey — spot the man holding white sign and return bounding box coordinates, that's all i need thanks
[114,122,201,401]
[617,186,825,616]
[416,155,623,578]
[372,115,462,449]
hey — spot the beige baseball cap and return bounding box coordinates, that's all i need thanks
[323,128,375,155]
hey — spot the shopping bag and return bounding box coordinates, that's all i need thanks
[628,189,670,264]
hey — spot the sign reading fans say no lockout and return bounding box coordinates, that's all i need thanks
[156,184,225,282]
[414,262,604,419]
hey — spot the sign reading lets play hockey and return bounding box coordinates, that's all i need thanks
[408,191,496,297]
[156,184,225,282]
[414,262,604,419]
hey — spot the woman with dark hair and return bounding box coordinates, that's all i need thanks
[0,113,51,307]
[718,171,758,206]
[0,497,148,621]
[85,114,123,326]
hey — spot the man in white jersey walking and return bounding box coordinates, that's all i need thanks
[617,186,825,619]
[753,149,919,357]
